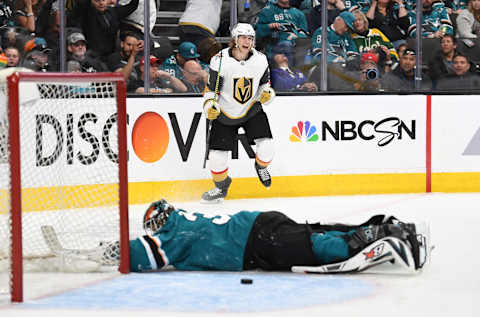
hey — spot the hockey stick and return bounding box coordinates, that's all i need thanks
[203,51,223,169]
[41,225,99,259]
[40,225,107,272]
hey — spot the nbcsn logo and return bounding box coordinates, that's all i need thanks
[290,121,319,142]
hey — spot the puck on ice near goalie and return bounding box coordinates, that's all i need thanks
[241,278,253,284]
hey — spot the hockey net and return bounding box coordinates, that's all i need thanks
[0,69,129,302]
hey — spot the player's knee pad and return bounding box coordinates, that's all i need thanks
[209,150,229,173]
[255,138,274,164]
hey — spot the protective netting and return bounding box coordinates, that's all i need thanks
[0,76,124,281]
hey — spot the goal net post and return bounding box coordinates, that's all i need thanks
[0,70,130,303]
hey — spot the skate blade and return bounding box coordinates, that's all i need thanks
[200,197,225,204]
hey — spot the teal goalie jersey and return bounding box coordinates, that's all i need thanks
[129,210,260,272]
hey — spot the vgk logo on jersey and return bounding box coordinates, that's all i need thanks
[233,77,253,104]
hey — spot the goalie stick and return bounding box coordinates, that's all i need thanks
[41,225,118,272]
[42,225,87,257]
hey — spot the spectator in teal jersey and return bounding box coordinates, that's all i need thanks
[408,0,454,38]
[160,41,208,80]
[344,0,372,13]
[444,0,468,14]
[132,55,187,93]
[311,11,359,64]
[254,0,309,60]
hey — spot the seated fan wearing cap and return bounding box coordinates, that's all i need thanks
[66,32,108,73]
[310,11,359,64]
[132,55,187,94]
[160,41,209,81]
[353,52,382,91]
[22,37,52,71]
[381,48,432,91]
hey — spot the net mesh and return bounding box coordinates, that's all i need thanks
[0,78,124,280]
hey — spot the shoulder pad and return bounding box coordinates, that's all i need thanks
[254,49,266,59]
[209,53,223,71]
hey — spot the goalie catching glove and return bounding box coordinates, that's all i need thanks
[259,85,275,106]
[203,98,220,120]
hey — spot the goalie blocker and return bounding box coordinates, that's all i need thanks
[41,200,431,274]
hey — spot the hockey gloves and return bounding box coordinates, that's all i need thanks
[203,98,220,120]
[259,86,275,106]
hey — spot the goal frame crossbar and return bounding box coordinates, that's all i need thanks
[6,72,130,302]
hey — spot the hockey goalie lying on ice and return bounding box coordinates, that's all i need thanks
[41,199,432,274]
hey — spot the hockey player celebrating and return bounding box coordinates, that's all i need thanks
[42,199,430,273]
[201,23,276,203]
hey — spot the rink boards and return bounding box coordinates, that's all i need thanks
[2,94,480,209]
[126,94,480,203]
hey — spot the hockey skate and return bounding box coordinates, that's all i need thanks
[143,199,175,234]
[255,162,271,188]
[200,176,232,204]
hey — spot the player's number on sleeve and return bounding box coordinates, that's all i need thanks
[178,211,231,225]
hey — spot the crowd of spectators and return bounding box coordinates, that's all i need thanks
[0,0,478,92]
[258,0,480,91]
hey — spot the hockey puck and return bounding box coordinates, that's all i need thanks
[241,278,253,284]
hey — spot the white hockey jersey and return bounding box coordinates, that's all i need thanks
[179,0,222,35]
[204,47,270,120]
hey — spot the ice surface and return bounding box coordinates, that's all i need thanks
[1,193,478,317]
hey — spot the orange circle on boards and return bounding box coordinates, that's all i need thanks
[132,112,169,163]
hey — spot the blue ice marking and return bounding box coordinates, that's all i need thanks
[22,271,374,312]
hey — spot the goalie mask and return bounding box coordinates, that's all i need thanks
[231,23,255,49]
[143,199,175,234]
